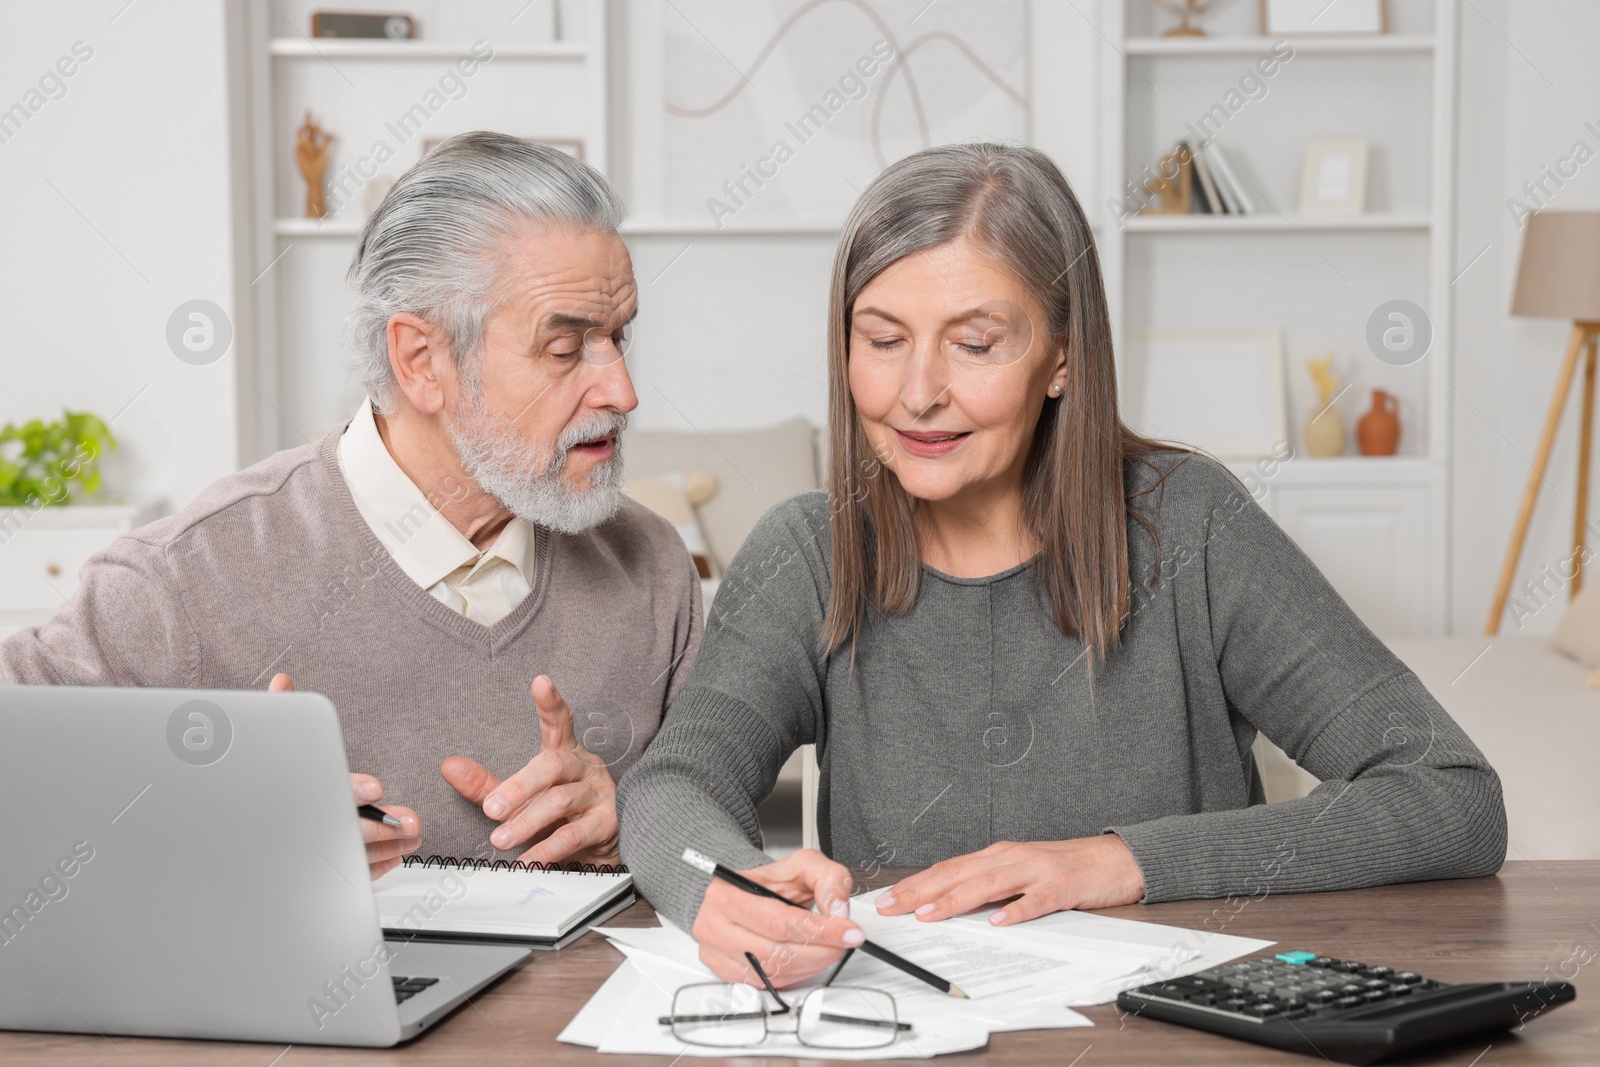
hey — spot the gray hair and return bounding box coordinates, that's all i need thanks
[823,142,1173,666]
[346,132,625,413]
[834,142,1089,352]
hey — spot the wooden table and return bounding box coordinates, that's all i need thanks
[4,861,1595,1065]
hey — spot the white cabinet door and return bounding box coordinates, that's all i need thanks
[0,525,132,613]
[1271,487,1431,639]
[0,505,154,634]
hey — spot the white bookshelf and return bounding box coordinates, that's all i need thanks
[1121,213,1433,233]
[1095,0,1458,638]
[265,39,588,60]
[274,217,848,238]
[239,0,611,457]
[618,218,843,237]
[1123,34,1436,55]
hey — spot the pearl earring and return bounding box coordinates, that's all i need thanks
[1049,384,1062,396]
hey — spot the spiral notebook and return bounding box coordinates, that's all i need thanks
[374,856,634,950]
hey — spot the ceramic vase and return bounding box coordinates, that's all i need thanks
[1304,405,1346,457]
[1357,389,1401,456]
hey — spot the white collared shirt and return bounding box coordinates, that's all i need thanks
[336,400,537,626]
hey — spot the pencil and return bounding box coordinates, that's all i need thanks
[681,847,968,999]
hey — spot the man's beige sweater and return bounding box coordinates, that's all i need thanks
[0,427,703,860]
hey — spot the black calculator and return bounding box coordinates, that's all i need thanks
[1116,951,1575,1064]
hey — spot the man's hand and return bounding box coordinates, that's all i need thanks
[440,675,619,865]
[269,673,421,880]
[873,834,1145,926]
[690,850,862,989]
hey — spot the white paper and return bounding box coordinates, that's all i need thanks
[589,930,1096,1037]
[845,911,1158,1004]
[591,922,705,971]
[576,949,991,1059]
[564,887,1274,1057]
[557,959,643,1046]
[922,891,1276,1006]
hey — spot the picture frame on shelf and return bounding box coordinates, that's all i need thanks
[1124,330,1286,459]
[1260,0,1387,36]
[420,136,583,161]
[1298,140,1370,216]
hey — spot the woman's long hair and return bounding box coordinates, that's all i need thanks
[822,143,1184,663]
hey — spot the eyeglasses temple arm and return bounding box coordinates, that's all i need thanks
[817,1012,913,1031]
[657,1011,768,1025]
[822,947,856,988]
[744,951,793,1014]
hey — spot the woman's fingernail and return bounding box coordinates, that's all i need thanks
[915,903,935,916]
[830,899,849,917]
[358,781,381,801]
[484,795,507,819]
[843,928,865,946]
[991,912,1007,925]
[490,828,509,848]
[876,892,896,909]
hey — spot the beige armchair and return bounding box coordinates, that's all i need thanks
[623,417,826,851]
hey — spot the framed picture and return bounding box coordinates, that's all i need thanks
[1260,0,1386,35]
[420,137,584,161]
[1299,140,1369,216]
[1124,330,1286,458]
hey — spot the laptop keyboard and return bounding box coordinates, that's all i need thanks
[391,975,440,1004]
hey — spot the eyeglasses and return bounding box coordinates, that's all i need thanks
[659,949,911,1050]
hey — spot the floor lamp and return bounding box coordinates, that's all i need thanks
[1486,211,1600,634]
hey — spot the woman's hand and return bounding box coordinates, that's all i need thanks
[874,834,1145,926]
[690,850,864,989]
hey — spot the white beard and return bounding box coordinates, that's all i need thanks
[450,393,627,535]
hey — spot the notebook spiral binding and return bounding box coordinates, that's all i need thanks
[401,853,629,875]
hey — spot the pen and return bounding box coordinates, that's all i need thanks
[357,804,401,827]
[681,847,968,999]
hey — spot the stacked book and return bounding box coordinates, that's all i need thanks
[1182,137,1254,215]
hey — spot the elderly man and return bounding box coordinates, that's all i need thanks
[0,133,701,878]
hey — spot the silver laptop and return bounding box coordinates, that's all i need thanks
[0,685,531,1047]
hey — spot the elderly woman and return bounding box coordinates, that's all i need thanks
[616,143,1505,987]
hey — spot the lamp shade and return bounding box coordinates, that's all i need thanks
[1511,211,1600,321]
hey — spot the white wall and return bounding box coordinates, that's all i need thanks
[8,0,1599,646]
[610,0,1082,437]
[624,0,1600,641]
[1450,0,1600,636]
[623,233,835,433]
[0,0,245,514]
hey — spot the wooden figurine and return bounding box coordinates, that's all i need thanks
[1142,146,1192,215]
[1304,351,1347,457]
[1155,0,1216,37]
[295,111,335,219]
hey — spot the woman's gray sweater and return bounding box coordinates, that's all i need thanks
[616,452,1506,931]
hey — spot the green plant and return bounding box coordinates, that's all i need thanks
[0,410,117,508]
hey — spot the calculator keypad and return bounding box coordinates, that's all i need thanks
[1138,954,1441,1021]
